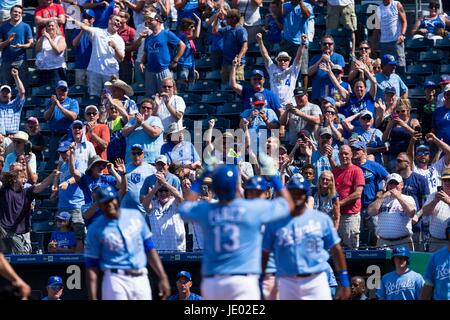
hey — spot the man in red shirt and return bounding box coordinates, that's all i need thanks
[332,145,365,249]
[84,105,110,161]
[34,0,65,37]
[117,9,136,84]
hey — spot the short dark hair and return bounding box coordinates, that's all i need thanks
[301,164,314,172]
[10,5,23,13]
[140,98,155,108]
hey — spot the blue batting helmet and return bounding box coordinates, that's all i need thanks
[392,246,411,264]
[94,186,118,203]
[211,165,239,201]
[244,176,269,191]
[286,175,310,192]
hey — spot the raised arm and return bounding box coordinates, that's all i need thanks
[68,146,82,181]
[256,33,271,67]
[33,170,60,194]
[65,14,93,34]
[319,62,350,100]
[229,57,243,95]
[11,69,25,99]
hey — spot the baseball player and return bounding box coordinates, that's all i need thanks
[84,186,171,300]
[168,271,203,300]
[420,220,450,300]
[376,246,424,300]
[179,164,294,300]
[42,276,64,300]
[262,175,351,300]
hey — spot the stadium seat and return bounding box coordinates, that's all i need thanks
[130,82,145,95]
[68,85,88,97]
[313,4,327,15]
[407,88,426,99]
[406,63,439,75]
[187,80,220,93]
[315,15,326,29]
[405,50,420,64]
[201,92,233,104]
[32,209,55,222]
[24,96,42,109]
[180,92,201,105]
[308,40,322,55]
[441,64,450,74]
[28,72,41,88]
[80,95,100,107]
[25,108,46,120]
[424,74,443,85]
[184,104,215,117]
[32,220,56,233]
[435,37,450,49]
[195,57,213,71]
[403,74,424,88]
[254,57,265,67]
[419,49,449,63]
[246,42,261,57]
[405,38,434,51]
[204,70,222,81]
[216,102,243,116]
[33,85,54,98]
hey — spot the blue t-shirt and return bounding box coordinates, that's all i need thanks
[240,107,279,131]
[45,97,80,134]
[124,116,164,164]
[219,25,248,66]
[432,107,450,146]
[50,230,77,249]
[71,29,92,69]
[85,208,152,270]
[262,208,340,276]
[377,269,425,300]
[343,92,375,127]
[78,174,117,204]
[179,197,290,276]
[161,141,200,166]
[309,53,345,101]
[311,149,340,186]
[403,172,430,210]
[168,292,203,300]
[241,86,282,112]
[208,14,224,52]
[177,33,195,68]
[144,30,181,73]
[139,172,182,200]
[423,247,450,300]
[0,21,33,63]
[58,162,85,210]
[86,0,114,28]
[353,127,385,164]
[266,14,282,44]
[375,72,408,101]
[177,0,201,24]
[358,160,389,209]
[282,2,312,44]
[120,163,155,213]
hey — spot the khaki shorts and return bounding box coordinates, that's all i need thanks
[221,64,245,83]
[338,213,361,250]
[326,3,357,32]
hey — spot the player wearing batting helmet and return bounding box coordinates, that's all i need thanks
[262,175,351,300]
[179,164,295,300]
[420,220,450,300]
[84,186,171,300]
[377,246,424,300]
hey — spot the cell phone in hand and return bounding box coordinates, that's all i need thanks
[437,186,443,192]
[24,141,32,155]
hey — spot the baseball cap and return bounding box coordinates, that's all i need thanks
[176,271,192,281]
[276,51,291,61]
[423,80,437,89]
[319,127,332,137]
[47,276,63,286]
[27,116,39,124]
[56,211,71,222]
[359,109,373,119]
[350,140,367,150]
[297,129,310,139]
[381,54,397,65]
[71,120,84,128]
[384,86,396,95]
[131,144,144,151]
[82,9,95,19]
[387,173,403,184]
[293,87,307,97]
[0,85,12,92]
[85,105,99,113]
[331,64,344,73]
[439,168,450,180]
[57,140,72,152]
[251,92,266,106]
[322,96,336,107]
[444,84,450,93]
[439,74,450,86]
[416,143,430,152]
[56,80,68,89]
[155,155,168,164]
[251,69,265,78]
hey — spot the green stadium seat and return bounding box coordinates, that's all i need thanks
[187,80,220,93]
[216,102,243,116]
[184,104,215,117]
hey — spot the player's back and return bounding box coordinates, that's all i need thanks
[179,197,290,276]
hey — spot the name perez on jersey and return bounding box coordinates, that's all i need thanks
[208,207,246,224]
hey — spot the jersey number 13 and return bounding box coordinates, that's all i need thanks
[213,224,240,252]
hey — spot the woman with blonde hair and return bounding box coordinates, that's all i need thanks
[35,19,67,87]
[313,170,340,229]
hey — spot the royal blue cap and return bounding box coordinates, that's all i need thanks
[322,96,336,106]
[57,140,72,152]
[82,9,95,18]
[350,140,367,150]
[56,211,71,222]
[48,276,63,286]
[423,81,437,89]
[392,246,411,259]
[176,271,192,281]
[131,144,144,151]
[71,120,84,127]
[94,186,117,203]
[252,92,266,105]
[251,69,265,78]
[244,176,269,191]
[384,86,396,94]
[212,165,239,201]
[381,54,397,65]
[286,174,310,191]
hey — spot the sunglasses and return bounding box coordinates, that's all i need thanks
[359,47,370,51]
[396,159,409,163]
[361,116,372,121]
[141,106,153,111]
[388,180,400,185]
[162,85,173,89]
[132,151,143,156]
[86,112,97,116]
[278,58,290,62]
[72,126,83,130]
[252,77,263,81]
[49,285,63,290]
[322,42,334,46]
[325,110,336,115]
[396,109,408,114]
[13,140,24,144]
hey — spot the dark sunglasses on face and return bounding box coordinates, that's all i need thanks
[396,158,409,163]
[325,110,336,115]
[13,140,24,144]
[322,42,334,46]
[141,106,152,111]
[132,151,143,156]
[359,47,370,51]
[278,58,290,62]
[49,285,63,290]
[86,112,97,116]
[162,85,173,88]
[72,126,83,130]
[361,116,372,121]
[396,109,407,114]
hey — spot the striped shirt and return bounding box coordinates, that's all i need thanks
[423,193,450,239]
[377,195,415,238]
[0,96,24,135]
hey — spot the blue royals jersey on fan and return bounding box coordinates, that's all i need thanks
[178,198,290,276]
[84,208,152,270]
[377,269,425,300]
[423,247,450,300]
[262,208,340,276]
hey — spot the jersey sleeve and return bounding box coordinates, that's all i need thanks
[423,254,436,287]
[140,213,152,241]
[259,197,290,224]
[414,274,425,300]
[178,201,203,222]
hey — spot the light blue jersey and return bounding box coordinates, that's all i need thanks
[262,209,340,276]
[121,163,156,213]
[423,247,450,300]
[178,198,290,276]
[377,269,424,300]
[84,208,152,270]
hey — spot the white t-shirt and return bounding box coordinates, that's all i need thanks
[327,0,354,6]
[157,95,186,131]
[87,27,125,76]
[423,192,450,239]
[237,0,261,26]
[375,0,403,43]
[376,195,416,238]
[267,60,301,105]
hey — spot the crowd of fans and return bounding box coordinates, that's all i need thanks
[0,0,449,257]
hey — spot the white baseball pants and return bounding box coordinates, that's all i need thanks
[201,275,260,300]
[278,272,332,300]
[102,270,152,300]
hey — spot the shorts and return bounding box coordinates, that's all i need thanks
[221,64,245,83]
[326,3,357,32]
[88,72,115,97]
[338,213,360,250]
[176,65,196,81]
[0,226,31,254]
[378,40,406,67]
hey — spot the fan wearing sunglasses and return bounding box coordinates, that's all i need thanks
[84,105,110,161]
